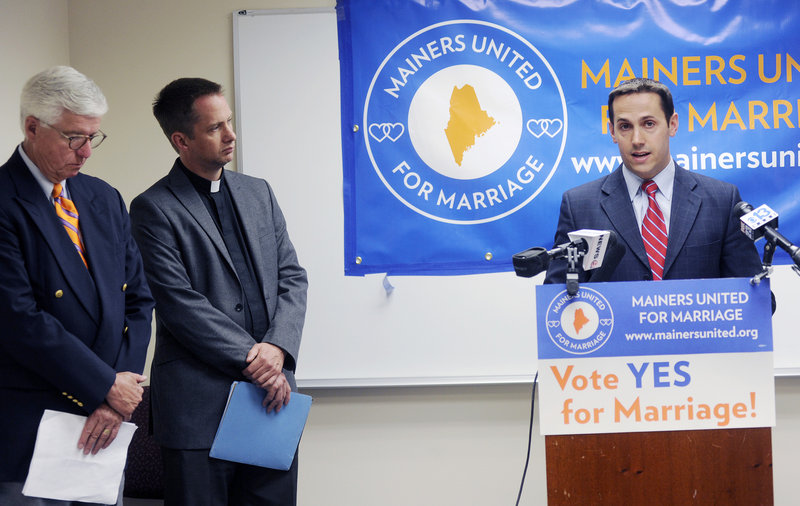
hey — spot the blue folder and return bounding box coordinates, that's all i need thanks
[210,381,312,470]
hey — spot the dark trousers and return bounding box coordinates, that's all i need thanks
[161,448,297,506]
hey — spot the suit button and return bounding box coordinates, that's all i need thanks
[55,290,64,298]
[235,303,243,312]
[122,283,128,292]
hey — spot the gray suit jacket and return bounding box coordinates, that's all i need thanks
[544,163,763,284]
[130,160,307,449]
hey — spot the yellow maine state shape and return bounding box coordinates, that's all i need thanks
[444,84,496,166]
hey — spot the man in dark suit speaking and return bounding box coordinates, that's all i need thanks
[542,78,770,498]
[130,78,307,505]
[545,77,762,284]
[0,66,154,503]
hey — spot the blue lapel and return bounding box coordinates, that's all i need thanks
[663,165,701,276]
[9,160,99,323]
[599,166,650,270]
[70,175,122,338]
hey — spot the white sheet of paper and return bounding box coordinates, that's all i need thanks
[22,409,137,504]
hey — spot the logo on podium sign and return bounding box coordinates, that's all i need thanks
[544,287,614,355]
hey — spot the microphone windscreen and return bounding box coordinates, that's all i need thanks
[512,247,550,278]
[733,201,754,218]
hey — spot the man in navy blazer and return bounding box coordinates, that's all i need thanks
[0,66,154,503]
[130,78,307,505]
[545,78,762,284]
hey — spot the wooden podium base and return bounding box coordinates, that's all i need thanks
[545,428,773,505]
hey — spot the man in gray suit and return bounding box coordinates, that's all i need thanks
[130,78,307,505]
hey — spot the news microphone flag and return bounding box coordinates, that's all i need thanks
[567,229,612,272]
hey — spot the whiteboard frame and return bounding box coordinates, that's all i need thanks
[232,8,800,388]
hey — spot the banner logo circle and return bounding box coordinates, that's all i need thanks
[364,20,567,224]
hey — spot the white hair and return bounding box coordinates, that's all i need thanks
[20,66,108,131]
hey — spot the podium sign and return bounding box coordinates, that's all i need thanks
[536,277,774,435]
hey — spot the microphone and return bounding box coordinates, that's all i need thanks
[735,202,800,266]
[735,202,778,241]
[512,230,621,279]
[567,230,615,272]
[512,237,589,278]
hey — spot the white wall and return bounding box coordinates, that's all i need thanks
[0,0,69,151]
[2,1,799,504]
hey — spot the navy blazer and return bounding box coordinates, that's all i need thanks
[130,161,307,449]
[0,148,154,481]
[544,163,763,284]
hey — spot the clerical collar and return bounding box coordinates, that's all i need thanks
[179,159,224,194]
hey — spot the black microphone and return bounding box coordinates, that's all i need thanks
[735,202,800,267]
[512,238,589,278]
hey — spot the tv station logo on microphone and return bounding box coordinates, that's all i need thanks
[362,20,567,224]
[545,287,615,355]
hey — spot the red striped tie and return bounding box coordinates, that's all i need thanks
[641,180,667,280]
[53,183,88,269]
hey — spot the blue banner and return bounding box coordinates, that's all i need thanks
[337,0,800,275]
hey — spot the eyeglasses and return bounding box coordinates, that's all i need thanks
[40,121,107,150]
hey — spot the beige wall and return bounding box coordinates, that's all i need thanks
[3,1,800,504]
[0,0,69,150]
[65,0,330,203]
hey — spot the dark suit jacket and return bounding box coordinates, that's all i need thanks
[129,160,308,449]
[0,148,154,481]
[544,163,763,283]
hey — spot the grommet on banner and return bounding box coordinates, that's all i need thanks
[485,252,493,261]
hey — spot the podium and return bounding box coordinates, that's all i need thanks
[545,428,773,504]
[535,278,776,505]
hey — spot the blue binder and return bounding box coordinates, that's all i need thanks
[210,381,312,470]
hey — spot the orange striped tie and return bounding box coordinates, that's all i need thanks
[53,183,88,268]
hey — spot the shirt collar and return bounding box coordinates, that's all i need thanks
[18,143,65,200]
[622,158,675,202]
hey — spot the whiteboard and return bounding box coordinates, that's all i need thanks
[232,9,800,387]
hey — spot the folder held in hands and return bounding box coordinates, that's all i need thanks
[210,381,312,470]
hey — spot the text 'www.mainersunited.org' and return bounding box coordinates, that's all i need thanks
[625,327,760,342]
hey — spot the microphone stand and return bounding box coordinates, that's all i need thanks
[565,244,582,296]
[750,239,775,285]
